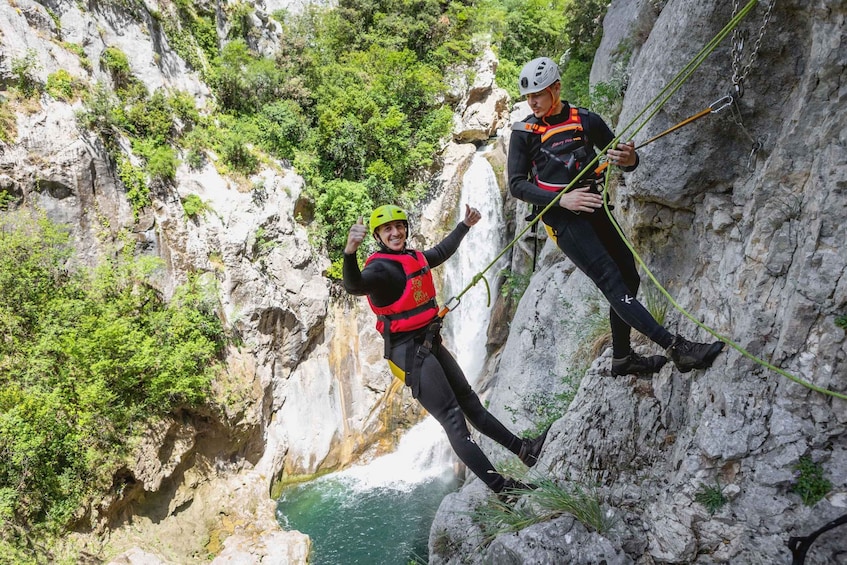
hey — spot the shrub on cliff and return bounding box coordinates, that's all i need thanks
[0,211,225,547]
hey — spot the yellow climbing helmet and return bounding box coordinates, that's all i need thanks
[369,205,408,235]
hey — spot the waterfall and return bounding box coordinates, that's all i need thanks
[277,145,507,564]
[321,144,507,490]
[442,144,508,385]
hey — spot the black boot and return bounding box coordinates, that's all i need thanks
[518,424,552,468]
[611,352,668,376]
[667,334,725,373]
[496,477,537,504]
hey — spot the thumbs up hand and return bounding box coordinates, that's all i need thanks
[345,216,367,254]
[462,204,481,227]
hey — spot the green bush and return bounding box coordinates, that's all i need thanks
[792,456,831,506]
[11,50,41,98]
[182,193,212,219]
[115,153,150,215]
[0,211,224,540]
[220,132,259,174]
[76,82,122,142]
[46,69,76,101]
[125,89,175,144]
[254,100,307,161]
[100,46,133,90]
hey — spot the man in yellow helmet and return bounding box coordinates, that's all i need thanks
[509,56,725,376]
[343,204,549,494]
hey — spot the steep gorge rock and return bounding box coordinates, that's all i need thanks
[430,0,846,563]
[0,0,446,561]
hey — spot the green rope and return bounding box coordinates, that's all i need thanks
[442,0,847,401]
[447,0,761,307]
[597,169,847,401]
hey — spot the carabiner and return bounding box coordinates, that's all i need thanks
[438,296,462,318]
[709,95,734,114]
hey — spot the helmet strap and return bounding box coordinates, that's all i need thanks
[543,86,563,118]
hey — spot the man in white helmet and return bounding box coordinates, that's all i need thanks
[508,56,725,377]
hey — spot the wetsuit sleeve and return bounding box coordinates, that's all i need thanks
[585,111,639,172]
[507,129,562,207]
[342,252,369,295]
[423,223,470,268]
[342,253,405,306]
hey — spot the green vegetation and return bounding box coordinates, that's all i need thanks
[792,456,831,507]
[694,480,727,514]
[835,315,847,331]
[11,50,42,98]
[69,0,608,275]
[0,98,16,143]
[181,194,213,219]
[0,211,225,553]
[505,368,579,439]
[46,69,77,101]
[642,284,669,326]
[491,0,610,107]
[100,46,133,90]
[62,42,92,70]
[500,268,532,302]
[471,474,614,544]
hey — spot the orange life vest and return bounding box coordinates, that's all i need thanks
[365,250,438,341]
[512,106,597,192]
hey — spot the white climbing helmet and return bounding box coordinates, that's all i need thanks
[518,57,561,96]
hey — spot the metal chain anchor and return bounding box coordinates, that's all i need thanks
[730,0,776,97]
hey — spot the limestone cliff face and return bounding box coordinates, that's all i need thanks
[0,0,433,562]
[430,1,847,563]
[1,0,508,560]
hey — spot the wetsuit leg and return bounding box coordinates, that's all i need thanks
[432,344,523,455]
[591,210,646,355]
[389,340,506,492]
[551,213,674,352]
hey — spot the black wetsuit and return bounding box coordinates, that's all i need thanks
[508,102,675,356]
[343,223,523,492]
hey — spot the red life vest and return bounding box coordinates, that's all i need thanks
[512,106,597,192]
[365,250,438,338]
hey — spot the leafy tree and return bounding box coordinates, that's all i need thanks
[0,211,224,540]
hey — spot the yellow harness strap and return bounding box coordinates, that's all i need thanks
[387,359,405,382]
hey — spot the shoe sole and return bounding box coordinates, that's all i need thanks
[610,359,669,377]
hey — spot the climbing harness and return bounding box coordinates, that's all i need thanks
[438,0,847,401]
[403,317,443,398]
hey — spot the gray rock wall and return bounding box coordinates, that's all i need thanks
[431,0,847,563]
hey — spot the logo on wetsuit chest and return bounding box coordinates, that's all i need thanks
[551,138,578,149]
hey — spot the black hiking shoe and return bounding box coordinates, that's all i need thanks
[518,424,552,468]
[667,334,725,373]
[496,478,537,504]
[611,352,668,377]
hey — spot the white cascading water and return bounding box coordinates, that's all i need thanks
[316,144,507,491]
[442,144,508,382]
